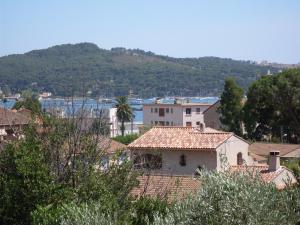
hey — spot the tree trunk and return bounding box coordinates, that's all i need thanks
[121,121,125,136]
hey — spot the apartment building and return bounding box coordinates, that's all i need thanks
[143,99,211,127]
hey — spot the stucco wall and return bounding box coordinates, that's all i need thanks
[182,105,209,127]
[216,135,250,170]
[132,149,217,175]
[143,104,210,127]
[273,168,298,188]
[203,101,221,130]
[143,104,183,126]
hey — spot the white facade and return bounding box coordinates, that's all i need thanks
[108,108,141,137]
[143,102,211,127]
[131,135,250,175]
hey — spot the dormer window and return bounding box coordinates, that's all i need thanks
[179,154,186,166]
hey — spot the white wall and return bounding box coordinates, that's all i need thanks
[143,104,183,126]
[143,104,210,127]
[182,105,209,127]
[109,108,141,137]
[273,168,298,188]
[132,149,217,175]
[216,135,250,170]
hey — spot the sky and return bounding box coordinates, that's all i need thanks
[1,0,300,63]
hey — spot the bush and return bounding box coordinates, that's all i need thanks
[113,134,139,145]
[153,170,300,225]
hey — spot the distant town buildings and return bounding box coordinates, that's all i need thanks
[39,92,52,99]
[143,98,212,128]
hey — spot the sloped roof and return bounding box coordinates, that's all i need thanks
[230,165,291,183]
[131,174,201,200]
[128,126,233,150]
[98,138,127,155]
[249,142,300,157]
[0,108,30,126]
[202,100,220,114]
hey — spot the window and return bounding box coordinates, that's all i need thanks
[186,122,192,127]
[151,121,153,125]
[196,121,200,126]
[166,108,169,113]
[155,121,158,125]
[151,108,153,113]
[194,166,203,176]
[159,121,165,126]
[196,108,201,114]
[134,154,162,169]
[159,108,165,117]
[154,108,158,113]
[171,121,174,126]
[186,108,191,115]
[166,121,170,126]
[179,154,186,166]
[237,152,243,165]
[171,108,173,113]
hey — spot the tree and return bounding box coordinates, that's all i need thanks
[13,90,42,115]
[243,69,300,143]
[0,127,65,225]
[152,170,300,225]
[218,77,244,136]
[116,96,134,136]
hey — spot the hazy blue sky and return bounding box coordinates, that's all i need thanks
[1,0,299,63]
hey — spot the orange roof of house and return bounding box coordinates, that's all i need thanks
[230,165,289,183]
[0,108,30,126]
[98,138,127,155]
[128,126,234,150]
[131,174,201,200]
[249,142,300,157]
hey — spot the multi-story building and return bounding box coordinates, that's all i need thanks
[143,99,211,128]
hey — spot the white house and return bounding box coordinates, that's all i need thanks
[128,126,251,175]
[143,99,211,128]
[128,126,297,189]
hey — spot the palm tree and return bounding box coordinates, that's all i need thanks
[116,96,134,136]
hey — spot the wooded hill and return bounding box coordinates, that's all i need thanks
[0,43,279,97]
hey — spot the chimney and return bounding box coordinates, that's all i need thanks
[269,151,280,171]
[199,123,205,132]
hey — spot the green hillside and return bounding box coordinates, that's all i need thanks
[0,43,279,97]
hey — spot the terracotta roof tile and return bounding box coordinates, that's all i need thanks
[249,142,300,157]
[131,174,201,200]
[230,165,285,183]
[128,126,232,150]
[0,108,30,127]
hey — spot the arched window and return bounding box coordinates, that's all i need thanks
[179,154,186,166]
[237,152,243,165]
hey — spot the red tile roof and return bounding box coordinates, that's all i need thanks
[230,165,286,183]
[249,142,300,157]
[131,174,201,200]
[128,126,233,150]
[0,108,30,127]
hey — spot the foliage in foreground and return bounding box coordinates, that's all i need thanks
[49,170,300,225]
[113,134,139,145]
[153,170,300,225]
[0,118,140,225]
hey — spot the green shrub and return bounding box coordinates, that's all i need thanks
[153,170,300,225]
[113,134,139,145]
